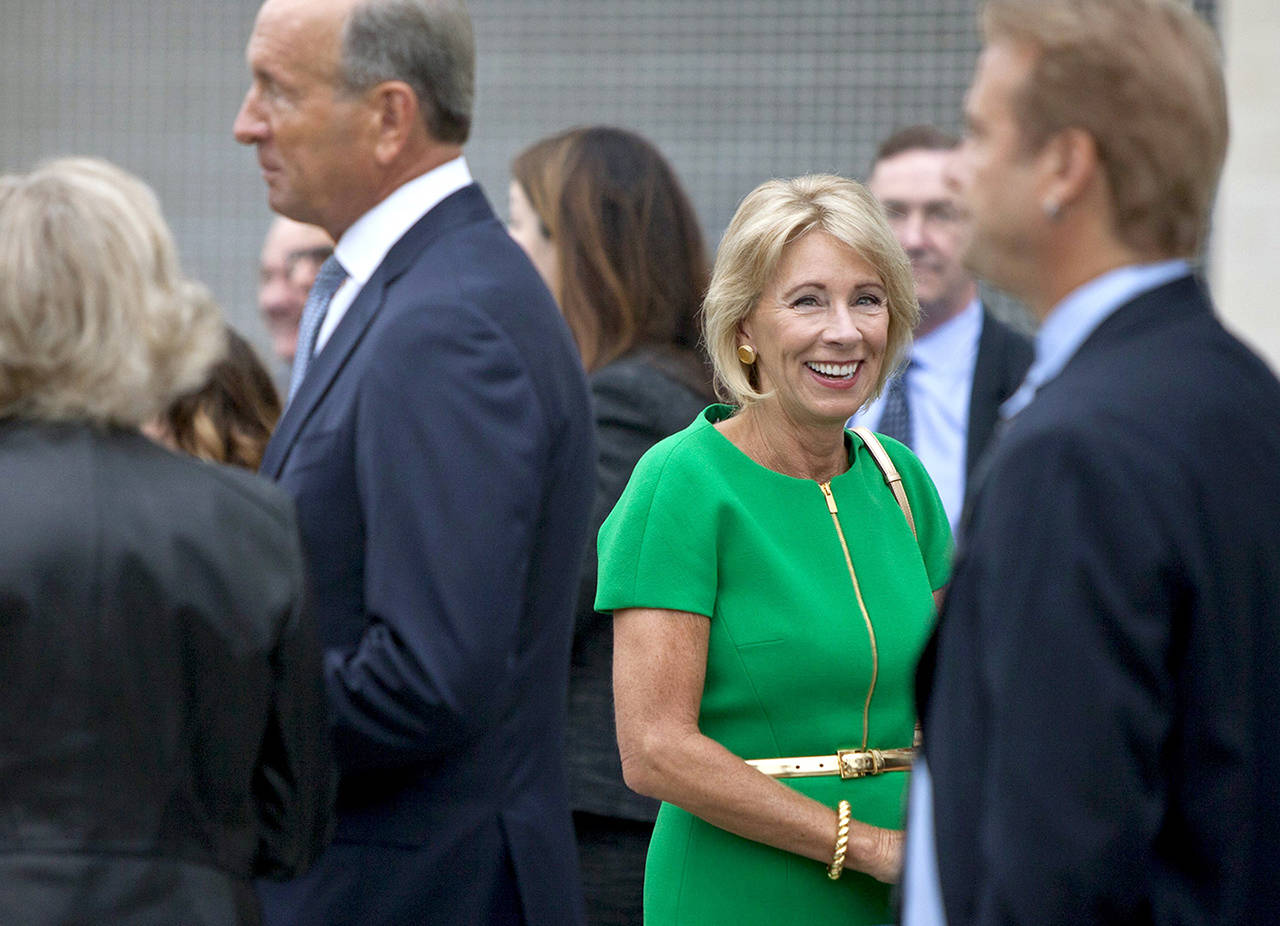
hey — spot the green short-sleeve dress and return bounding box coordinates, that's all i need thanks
[596,405,952,925]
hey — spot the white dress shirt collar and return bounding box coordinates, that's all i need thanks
[334,155,473,286]
[315,156,473,352]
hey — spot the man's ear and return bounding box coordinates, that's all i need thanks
[369,81,421,166]
[1040,127,1101,214]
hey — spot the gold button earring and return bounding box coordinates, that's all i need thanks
[737,344,757,365]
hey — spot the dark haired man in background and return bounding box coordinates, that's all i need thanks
[851,125,1031,530]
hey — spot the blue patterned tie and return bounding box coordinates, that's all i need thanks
[288,255,348,403]
[878,363,914,448]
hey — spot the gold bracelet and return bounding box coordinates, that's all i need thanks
[827,799,851,880]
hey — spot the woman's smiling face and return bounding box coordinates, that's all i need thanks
[739,229,890,431]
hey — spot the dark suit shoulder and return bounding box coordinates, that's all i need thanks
[0,421,296,530]
[63,430,309,604]
[389,189,563,326]
[132,434,300,536]
[170,445,298,524]
[591,351,711,434]
[1036,278,1278,432]
[364,212,589,455]
[980,307,1033,345]
[994,280,1280,525]
[372,184,569,347]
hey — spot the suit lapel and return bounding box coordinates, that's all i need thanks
[965,310,1034,479]
[260,271,386,479]
[260,184,493,478]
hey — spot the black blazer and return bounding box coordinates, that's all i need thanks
[568,348,712,822]
[0,422,332,926]
[965,309,1033,480]
[916,276,1280,925]
[258,183,594,926]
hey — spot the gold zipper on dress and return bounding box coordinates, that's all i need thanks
[819,481,878,750]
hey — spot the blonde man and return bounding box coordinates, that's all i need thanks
[907,2,1280,924]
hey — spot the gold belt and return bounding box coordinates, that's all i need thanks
[746,747,916,780]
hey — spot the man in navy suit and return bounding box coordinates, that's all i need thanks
[233,0,593,922]
[851,125,1032,530]
[905,1,1280,924]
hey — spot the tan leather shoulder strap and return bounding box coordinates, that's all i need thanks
[851,426,917,540]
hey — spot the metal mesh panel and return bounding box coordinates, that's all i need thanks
[0,0,1219,353]
[470,1,984,243]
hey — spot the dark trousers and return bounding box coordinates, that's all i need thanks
[572,811,654,926]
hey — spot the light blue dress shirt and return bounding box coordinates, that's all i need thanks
[901,258,1193,926]
[1000,259,1191,419]
[851,299,982,533]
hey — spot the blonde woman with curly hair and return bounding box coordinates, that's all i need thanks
[0,157,332,924]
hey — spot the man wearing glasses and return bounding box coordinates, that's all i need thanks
[256,216,333,367]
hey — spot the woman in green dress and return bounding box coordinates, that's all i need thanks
[596,174,952,924]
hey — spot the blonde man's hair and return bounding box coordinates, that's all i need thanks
[703,174,918,408]
[0,157,225,426]
[982,0,1227,258]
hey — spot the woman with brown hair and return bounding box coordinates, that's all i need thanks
[148,313,282,471]
[509,126,714,924]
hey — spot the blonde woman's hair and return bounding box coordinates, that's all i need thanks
[703,174,918,408]
[0,157,225,426]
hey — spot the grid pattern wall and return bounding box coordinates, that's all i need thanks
[473,1,985,237]
[0,0,1218,360]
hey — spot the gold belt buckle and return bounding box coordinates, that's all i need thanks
[836,748,884,779]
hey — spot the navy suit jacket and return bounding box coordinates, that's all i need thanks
[258,183,593,925]
[916,275,1280,924]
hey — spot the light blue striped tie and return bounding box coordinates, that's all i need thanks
[288,255,347,404]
